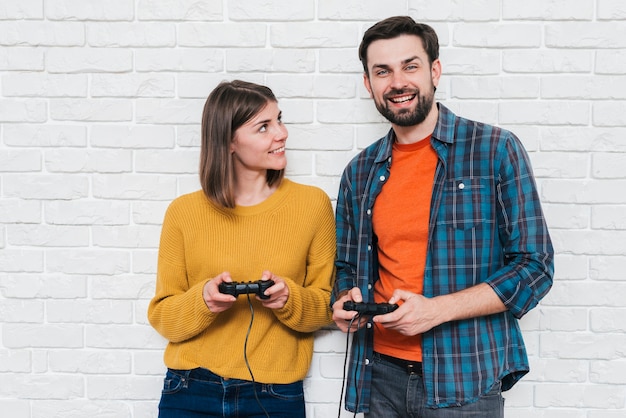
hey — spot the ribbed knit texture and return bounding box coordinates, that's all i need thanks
[147,179,336,384]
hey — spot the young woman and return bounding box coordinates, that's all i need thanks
[148,80,336,417]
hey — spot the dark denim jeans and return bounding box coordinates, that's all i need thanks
[366,354,504,418]
[158,368,305,418]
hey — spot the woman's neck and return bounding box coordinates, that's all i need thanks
[234,172,276,207]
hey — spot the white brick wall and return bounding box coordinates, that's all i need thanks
[1,0,625,416]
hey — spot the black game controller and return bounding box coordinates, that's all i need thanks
[219,280,275,300]
[343,301,399,315]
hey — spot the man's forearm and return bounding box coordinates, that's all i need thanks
[435,282,506,324]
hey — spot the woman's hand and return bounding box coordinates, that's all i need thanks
[258,270,289,310]
[202,272,237,313]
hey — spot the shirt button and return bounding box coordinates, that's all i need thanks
[365,358,370,365]
[367,245,372,251]
[367,209,371,216]
[458,182,465,190]
[366,323,372,329]
[379,175,386,182]
[367,284,372,290]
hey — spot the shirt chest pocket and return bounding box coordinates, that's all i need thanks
[441,178,493,231]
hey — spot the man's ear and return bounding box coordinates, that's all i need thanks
[431,59,442,89]
[363,72,373,98]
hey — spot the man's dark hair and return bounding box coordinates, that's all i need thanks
[358,16,440,74]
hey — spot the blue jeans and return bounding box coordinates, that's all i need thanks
[158,368,305,418]
[366,353,504,418]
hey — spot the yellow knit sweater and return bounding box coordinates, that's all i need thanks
[147,179,336,384]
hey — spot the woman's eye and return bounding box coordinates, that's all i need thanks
[259,124,267,133]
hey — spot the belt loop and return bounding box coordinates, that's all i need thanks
[181,369,192,388]
[407,363,416,375]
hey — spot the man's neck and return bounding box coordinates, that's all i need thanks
[392,104,439,144]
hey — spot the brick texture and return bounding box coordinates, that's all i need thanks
[1,1,625,417]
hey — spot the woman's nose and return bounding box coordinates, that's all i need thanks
[274,123,288,141]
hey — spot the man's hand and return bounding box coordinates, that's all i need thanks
[372,290,441,336]
[332,287,368,333]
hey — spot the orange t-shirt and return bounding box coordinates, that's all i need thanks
[372,135,437,361]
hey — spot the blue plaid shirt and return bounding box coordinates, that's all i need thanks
[332,103,554,412]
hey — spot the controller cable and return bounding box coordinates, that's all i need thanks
[244,293,270,418]
[337,314,362,418]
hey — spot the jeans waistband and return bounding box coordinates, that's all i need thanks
[169,367,227,383]
[374,352,422,375]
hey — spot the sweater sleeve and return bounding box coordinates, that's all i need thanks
[272,190,336,332]
[147,201,219,343]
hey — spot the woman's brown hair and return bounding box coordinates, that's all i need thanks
[199,80,285,208]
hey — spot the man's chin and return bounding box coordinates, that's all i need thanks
[387,112,426,127]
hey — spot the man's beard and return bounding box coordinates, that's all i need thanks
[375,87,434,127]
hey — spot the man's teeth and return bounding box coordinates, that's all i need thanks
[390,95,414,103]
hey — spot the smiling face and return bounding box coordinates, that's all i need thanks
[363,34,441,128]
[230,100,288,177]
